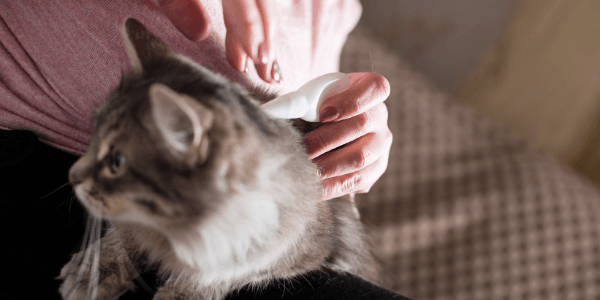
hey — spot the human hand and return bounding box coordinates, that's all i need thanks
[159,0,282,83]
[222,0,281,83]
[304,73,392,200]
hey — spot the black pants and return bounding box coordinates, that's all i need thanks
[0,129,410,300]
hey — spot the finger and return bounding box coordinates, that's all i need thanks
[253,0,280,82]
[160,0,212,41]
[255,0,277,64]
[319,72,390,123]
[255,59,273,83]
[225,31,249,73]
[305,103,388,159]
[314,125,391,180]
[223,0,263,60]
[320,154,389,201]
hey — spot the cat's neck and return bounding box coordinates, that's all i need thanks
[161,187,318,283]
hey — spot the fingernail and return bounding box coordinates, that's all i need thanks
[258,43,269,64]
[319,107,339,123]
[271,61,283,82]
[244,57,249,73]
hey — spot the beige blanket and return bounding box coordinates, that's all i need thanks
[343,27,600,300]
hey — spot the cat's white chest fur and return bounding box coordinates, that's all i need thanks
[168,190,288,285]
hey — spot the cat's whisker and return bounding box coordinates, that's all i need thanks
[279,279,286,298]
[110,221,157,295]
[53,191,77,213]
[66,215,102,300]
[35,182,71,202]
[73,216,94,270]
[63,216,93,300]
[298,273,314,290]
[67,192,78,218]
[86,216,102,300]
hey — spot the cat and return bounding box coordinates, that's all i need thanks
[58,18,378,300]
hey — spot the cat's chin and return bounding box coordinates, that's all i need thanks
[73,184,128,218]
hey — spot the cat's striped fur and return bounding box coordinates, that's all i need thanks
[58,19,377,300]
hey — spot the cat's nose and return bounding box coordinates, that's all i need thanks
[69,156,90,185]
[69,166,83,185]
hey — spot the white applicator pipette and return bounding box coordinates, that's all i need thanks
[260,72,351,122]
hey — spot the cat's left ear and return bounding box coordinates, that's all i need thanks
[123,18,174,74]
[149,84,214,166]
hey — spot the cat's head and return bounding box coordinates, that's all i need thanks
[68,19,298,230]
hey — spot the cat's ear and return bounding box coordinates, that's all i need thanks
[123,18,174,74]
[149,84,214,166]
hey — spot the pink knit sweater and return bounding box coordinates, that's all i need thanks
[0,1,361,154]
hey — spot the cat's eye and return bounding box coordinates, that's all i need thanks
[109,151,127,173]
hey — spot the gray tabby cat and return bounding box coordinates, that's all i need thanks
[58,18,377,300]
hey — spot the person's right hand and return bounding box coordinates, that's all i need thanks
[304,73,392,200]
[159,0,282,84]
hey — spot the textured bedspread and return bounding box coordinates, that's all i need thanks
[342,27,600,300]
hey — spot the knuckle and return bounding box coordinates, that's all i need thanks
[242,17,262,35]
[354,113,370,133]
[377,156,389,176]
[371,73,391,99]
[370,103,388,126]
[379,103,389,121]
[318,164,333,179]
[380,164,389,177]
[384,128,393,145]
[353,149,368,170]
[355,97,362,113]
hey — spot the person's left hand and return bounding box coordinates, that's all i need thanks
[159,0,281,83]
[304,72,392,200]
